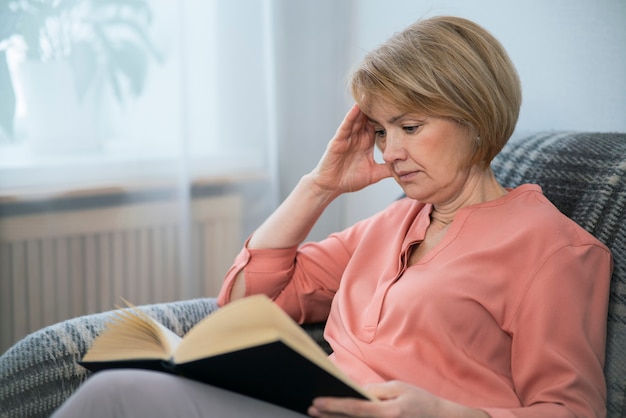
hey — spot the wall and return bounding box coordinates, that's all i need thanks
[272,0,354,241]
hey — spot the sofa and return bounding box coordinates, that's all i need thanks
[1,131,625,418]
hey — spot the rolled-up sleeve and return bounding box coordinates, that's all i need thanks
[217,232,354,323]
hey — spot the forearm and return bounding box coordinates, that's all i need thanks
[248,174,339,249]
[229,174,339,300]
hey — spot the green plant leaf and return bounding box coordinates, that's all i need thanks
[0,50,16,138]
[0,2,19,44]
[69,40,98,101]
[91,0,153,22]
[105,57,123,102]
[108,40,148,96]
[95,15,163,63]
[2,0,161,121]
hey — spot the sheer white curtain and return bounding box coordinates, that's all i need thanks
[0,0,283,352]
[0,0,357,353]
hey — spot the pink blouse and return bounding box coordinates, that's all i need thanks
[218,184,612,418]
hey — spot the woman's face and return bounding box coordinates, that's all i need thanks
[366,101,477,206]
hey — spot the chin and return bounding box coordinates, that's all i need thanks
[398,188,420,201]
[399,186,434,203]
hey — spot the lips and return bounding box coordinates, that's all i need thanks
[396,170,420,181]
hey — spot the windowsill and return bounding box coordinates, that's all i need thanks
[0,142,269,203]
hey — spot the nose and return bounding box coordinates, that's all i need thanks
[381,133,406,163]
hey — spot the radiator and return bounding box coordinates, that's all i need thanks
[0,194,242,353]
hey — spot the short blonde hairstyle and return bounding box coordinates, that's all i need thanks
[350,16,522,167]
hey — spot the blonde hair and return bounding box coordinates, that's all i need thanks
[349,16,522,167]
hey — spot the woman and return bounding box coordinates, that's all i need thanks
[53,15,612,418]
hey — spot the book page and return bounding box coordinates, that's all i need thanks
[82,307,182,362]
[173,295,321,361]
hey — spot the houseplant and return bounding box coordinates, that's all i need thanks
[0,0,161,142]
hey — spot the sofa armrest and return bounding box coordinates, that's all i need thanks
[0,298,219,418]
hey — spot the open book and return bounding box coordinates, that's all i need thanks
[80,294,374,414]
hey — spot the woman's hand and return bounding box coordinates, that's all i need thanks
[309,104,391,197]
[308,381,490,418]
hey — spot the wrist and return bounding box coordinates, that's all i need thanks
[300,173,341,206]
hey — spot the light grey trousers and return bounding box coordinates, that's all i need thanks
[51,369,309,418]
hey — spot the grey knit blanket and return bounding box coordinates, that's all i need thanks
[1,131,625,417]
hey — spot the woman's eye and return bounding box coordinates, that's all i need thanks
[403,125,420,133]
[374,129,386,138]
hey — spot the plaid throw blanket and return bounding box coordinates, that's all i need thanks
[2,131,626,417]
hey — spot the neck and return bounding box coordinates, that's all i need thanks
[430,211,454,225]
[431,167,507,224]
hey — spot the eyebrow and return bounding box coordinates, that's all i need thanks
[367,113,408,125]
[388,113,408,124]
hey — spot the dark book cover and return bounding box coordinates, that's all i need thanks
[81,341,368,415]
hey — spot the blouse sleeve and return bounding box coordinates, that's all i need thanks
[217,232,354,324]
[483,243,612,418]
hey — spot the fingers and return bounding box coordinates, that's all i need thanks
[335,104,369,141]
[372,163,393,183]
[364,381,407,400]
[308,383,405,417]
[309,397,379,418]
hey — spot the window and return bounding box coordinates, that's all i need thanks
[0,0,273,192]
